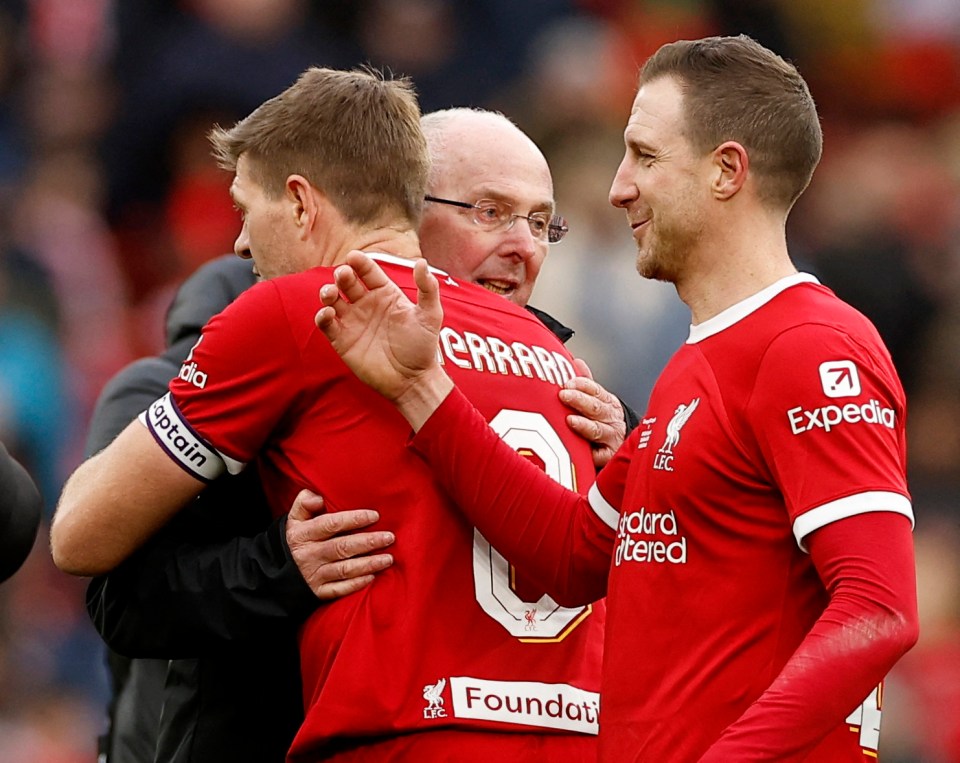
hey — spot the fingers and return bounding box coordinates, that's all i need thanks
[316,251,382,314]
[313,557,393,601]
[566,413,608,446]
[559,385,608,420]
[288,507,387,544]
[287,489,325,522]
[345,249,391,290]
[572,357,594,380]
[562,374,613,401]
[413,258,443,328]
[287,510,397,601]
[304,550,396,601]
[315,288,341,337]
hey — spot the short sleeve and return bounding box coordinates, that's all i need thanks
[747,323,912,547]
[166,281,302,470]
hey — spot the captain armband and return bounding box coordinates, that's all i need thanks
[138,393,245,482]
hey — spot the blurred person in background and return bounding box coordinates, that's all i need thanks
[0,439,41,582]
[315,34,920,761]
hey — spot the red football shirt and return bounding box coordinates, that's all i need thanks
[141,255,604,761]
[411,274,914,762]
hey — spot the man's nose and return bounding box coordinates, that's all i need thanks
[234,230,252,260]
[609,156,636,209]
[502,219,540,261]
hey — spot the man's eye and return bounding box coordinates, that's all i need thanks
[528,215,549,234]
[475,204,503,223]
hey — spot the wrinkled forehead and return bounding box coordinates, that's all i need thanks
[434,126,555,210]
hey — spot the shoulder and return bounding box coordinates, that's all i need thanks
[86,357,181,455]
[165,256,258,347]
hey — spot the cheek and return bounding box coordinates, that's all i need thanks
[526,251,547,284]
[424,231,483,279]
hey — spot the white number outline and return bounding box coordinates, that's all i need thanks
[472,409,591,642]
[845,682,882,753]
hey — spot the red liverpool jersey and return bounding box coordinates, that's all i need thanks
[591,274,912,760]
[142,255,603,761]
[409,273,914,762]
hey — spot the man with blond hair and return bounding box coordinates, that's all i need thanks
[54,70,608,761]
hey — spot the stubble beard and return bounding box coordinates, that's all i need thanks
[635,229,684,284]
[634,209,704,284]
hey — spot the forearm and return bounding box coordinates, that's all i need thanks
[701,513,919,761]
[52,421,205,576]
[412,387,611,605]
[88,516,316,658]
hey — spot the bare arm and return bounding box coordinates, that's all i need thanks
[51,420,205,576]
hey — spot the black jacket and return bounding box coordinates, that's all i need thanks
[0,440,42,583]
[88,254,640,762]
[87,256,314,763]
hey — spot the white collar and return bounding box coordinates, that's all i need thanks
[687,272,820,344]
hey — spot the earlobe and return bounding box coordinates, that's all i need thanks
[712,141,748,200]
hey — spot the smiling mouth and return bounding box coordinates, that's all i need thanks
[478,279,515,296]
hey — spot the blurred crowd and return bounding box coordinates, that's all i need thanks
[0,0,957,760]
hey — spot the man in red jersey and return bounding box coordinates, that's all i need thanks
[315,36,920,762]
[52,67,604,761]
[82,106,635,763]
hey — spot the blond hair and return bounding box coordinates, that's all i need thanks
[209,66,429,226]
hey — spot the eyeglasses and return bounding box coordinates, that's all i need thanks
[424,195,569,244]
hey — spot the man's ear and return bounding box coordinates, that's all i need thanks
[287,174,321,239]
[711,141,749,200]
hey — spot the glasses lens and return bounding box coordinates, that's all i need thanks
[472,200,508,229]
[548,215,569,244]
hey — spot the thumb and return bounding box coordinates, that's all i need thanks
[288,489,325,522]
[573,357,594,380]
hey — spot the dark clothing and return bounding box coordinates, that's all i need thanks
[88,254,640,762]
[0,439,42,582]
[87,256,315,763]
[527,305,641,435]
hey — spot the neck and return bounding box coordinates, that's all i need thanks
[678,211,796,326]
[317,225,422,268]
[349,226,422,261]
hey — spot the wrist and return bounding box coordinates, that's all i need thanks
[394,367,454,431]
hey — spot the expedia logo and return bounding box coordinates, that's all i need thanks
[179,335,208,389]
[787,399,895,435]
[178,361,208,389]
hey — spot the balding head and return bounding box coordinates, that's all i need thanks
[418,108,556,306]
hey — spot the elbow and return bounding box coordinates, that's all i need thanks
[893,605,920,657]
[50,511,111,577]
[873,603,920,668]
